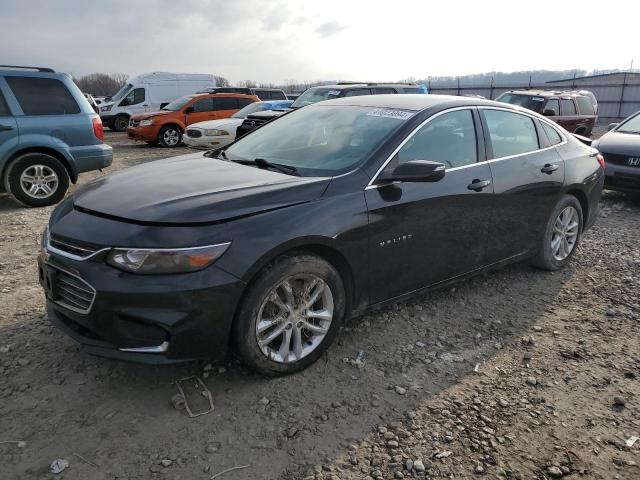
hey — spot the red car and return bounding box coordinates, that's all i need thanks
[496,90,597,136]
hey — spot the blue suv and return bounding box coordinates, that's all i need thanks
[0,66,112,207]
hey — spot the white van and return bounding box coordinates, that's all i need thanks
[99,72,216,131]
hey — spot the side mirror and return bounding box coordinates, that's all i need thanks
[543,109,556,117]
[607,123,618,131]
[378,160,446,184]
[184,106,195,114]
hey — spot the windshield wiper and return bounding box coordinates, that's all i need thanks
[254,158,298,175]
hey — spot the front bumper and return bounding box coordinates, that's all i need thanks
[183,134,234,149]
[127,126,157,142]
[604,162,640,192]
[39,250,245,364]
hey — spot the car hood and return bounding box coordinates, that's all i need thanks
[188,118,243,131]
[595,131,640,156]
[132,110,173,120]
[73,153,331,225]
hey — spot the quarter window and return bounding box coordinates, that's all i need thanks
[560,99,576,115]
[397,109,477,168]
[483,110,539,158]
[543,99,560,116]
[576,96,595,115]
[541,122,563,145]
[6,76,80,115]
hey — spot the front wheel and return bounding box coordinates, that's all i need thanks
[532,195,583,270]
[5,153,69,207]
[233,254,346,376]
[113,115,129,132]
[158,125,182,148]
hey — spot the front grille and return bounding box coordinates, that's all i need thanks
[49,235,99,259]
[186,129,202,138]
[129,119,140,128]
[241,118,267,130]
[603,153,632,166]
[54,269,96,314]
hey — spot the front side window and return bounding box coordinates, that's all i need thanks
[120,87,145,106]
[0,90,10,116]
[212,98,239,110]
[162,94,196,111]
[396,109,477,169]
[483,109,539,158]
[191,97,214,112]
[291,87,343,107]
[496,93,545,113]
[225,105,412,175]
[576,96,595,115]
[541,122,563,145]
[543,99,560,116]
[616,112,640,133]
[560,99,576,115]
[6,76,80,115]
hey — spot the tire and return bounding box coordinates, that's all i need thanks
[5,153,69,207]
[233,253,346,376]
[145,141,158,147]
[574,126,586,135]
[113,115,129,132]
[532,195,583,271]
[158,125,182,148]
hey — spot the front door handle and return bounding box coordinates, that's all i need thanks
[467,179,491,192]
[0,124,14,132]
[541,163,559,174]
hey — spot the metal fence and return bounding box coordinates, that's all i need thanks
[427,74,640,119]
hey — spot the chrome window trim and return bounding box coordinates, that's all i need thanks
[366,106,476,188]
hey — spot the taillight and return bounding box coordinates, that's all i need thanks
[92,116,104,142]
[596,153,605,170]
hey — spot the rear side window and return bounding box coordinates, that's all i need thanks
[560,99,576,116]
[212,98,239,110]
[237,98,255,108]
[543,99,560,115]
[344,89,372,97]
[6,76,80,115]
[401,87,422,93]
[374,88,396,94]
[483,110,539,158]
[576,96,595,115]
[0,90,10,116]
[541,122,563,145]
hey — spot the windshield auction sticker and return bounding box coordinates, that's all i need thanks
[367,108,415,120]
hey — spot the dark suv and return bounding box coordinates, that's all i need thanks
[496,90,597,136]
[197,87,288,100]
[0,66,112,207]
[236,83,428,137]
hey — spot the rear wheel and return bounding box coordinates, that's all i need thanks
[158,125,182,148]
[234,254,346,376]
[5,153,69,207]
[113,115,129,132]
[532,195,583,270]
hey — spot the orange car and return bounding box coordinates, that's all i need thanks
[127,93,259,147]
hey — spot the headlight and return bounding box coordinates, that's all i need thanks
[100,105,112,112]
[204,129,229,136]
[106,243,230,274]
[139,119,153,127]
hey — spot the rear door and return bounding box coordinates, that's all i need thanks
[480,107,565,262]
[0,81,19,159]
[211,97,241,119]
[365,108,494,303]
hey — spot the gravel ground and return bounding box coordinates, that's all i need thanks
[0,130,638,480]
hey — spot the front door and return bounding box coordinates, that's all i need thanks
[479,108,565,262]
[365,108,494,304]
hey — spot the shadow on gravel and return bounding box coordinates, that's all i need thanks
[0,259,571,480]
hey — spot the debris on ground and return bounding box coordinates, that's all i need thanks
[49,458,69,474]
[174,376,214,417]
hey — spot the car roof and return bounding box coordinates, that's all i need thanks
[316,94,510,111]
[307,83,421,91]
[504,90,586,99]
[194,92,258,99]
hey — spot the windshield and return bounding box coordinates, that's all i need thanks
[162,94,196,111]
[232,102,277,119]
[110,83,132,102]
[291,87,342,108]
[496,93,545,113]
[224,105,413,176]
[617,112,640,133]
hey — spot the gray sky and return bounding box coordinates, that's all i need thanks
[1,0,637,83]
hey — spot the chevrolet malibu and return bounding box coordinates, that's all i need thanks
[39,95,604,376]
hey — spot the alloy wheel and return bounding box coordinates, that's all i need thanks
[551,206,579,261]
[19,165,59,199]
[255,274,334,363]
[162,128,180,146]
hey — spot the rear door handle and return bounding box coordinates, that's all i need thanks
[467,179,491,191]
[0,124,14,132]
[541,163,559,174]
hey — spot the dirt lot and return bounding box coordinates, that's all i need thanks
[1,130,639,480]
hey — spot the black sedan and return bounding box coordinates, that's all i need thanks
[593,110,640,193]
[39,95,604,375]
